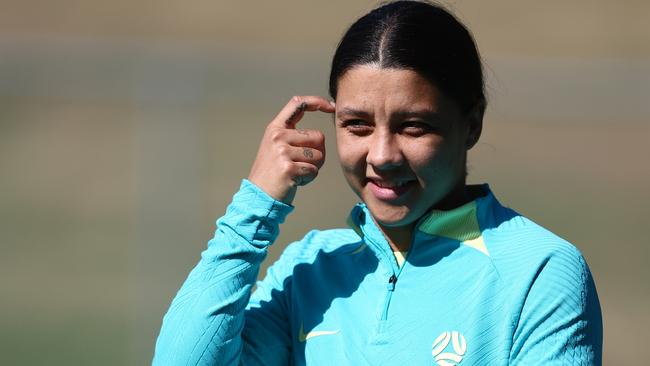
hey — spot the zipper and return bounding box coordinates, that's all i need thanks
[354,207,414,322]
[388,274,397,289]
[363,233,399,321]
[379,243,414,320]
[380,274,398,320]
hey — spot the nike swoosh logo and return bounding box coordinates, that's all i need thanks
[298,323,340,342]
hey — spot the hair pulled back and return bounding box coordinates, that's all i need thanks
[329,0,485,113]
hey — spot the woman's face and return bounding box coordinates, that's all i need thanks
[334,65,479,229]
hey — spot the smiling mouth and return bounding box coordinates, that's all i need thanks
[366,179,415,200]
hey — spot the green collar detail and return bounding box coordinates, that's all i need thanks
[347,196,490,257]
[417,201,481,242]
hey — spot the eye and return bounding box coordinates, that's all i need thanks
[401,121,433,136]
[339,119,373,135]
[341,119,368,127]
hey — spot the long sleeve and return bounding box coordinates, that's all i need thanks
[509,245,603,365]
[152,179,294,366]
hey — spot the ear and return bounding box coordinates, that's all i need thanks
[465,100,485,150]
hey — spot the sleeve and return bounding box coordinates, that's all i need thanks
[509,245,603,365]
[152,179,294,366]
[240,245,298,364]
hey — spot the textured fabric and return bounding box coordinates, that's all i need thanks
[152,179,603,365]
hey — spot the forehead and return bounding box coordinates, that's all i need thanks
[335,65,443,112]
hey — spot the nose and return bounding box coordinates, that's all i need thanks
[366,130,404,170]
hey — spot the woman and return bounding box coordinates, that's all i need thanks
[153,1,602,365]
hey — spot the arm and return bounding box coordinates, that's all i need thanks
[152,96,335,365]
[152,180,293,366]
[509,245,603,365]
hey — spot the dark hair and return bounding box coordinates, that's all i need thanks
[329,0,485,113]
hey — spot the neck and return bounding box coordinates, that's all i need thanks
[378,222,414,253]
[377,182,478,252]
[433,181,473,211]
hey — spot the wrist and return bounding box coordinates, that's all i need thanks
[247,176,296,205]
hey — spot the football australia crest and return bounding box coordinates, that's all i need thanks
[431,331,467,366]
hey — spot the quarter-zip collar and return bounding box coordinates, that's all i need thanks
[346,203,397,271]
[346,184,494,261]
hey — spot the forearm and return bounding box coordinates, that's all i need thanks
[152,180,293,366]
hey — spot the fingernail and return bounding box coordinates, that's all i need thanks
[329,100,336,107]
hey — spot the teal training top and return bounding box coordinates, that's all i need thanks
[153,180,602,365]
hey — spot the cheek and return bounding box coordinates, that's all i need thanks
[410,142,465,183]
[403,142,439,171]
[336,136,366,172]
[404,144,458,185]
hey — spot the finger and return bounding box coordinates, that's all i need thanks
[288,145,325,168]
[284,128,326,149]
[290,162,319,187]
[272,96,336,129]
[267,128,325,150]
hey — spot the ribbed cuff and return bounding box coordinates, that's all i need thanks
[220,179,294,247]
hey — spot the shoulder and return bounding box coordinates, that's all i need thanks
[489,210,586,265]
[261,228,363,282]
[493,210,580,250]
[251,228,362,300]
[278,228,364,266]
[481,200,601,331]
[480,197,591,288]
[490,212,604,363]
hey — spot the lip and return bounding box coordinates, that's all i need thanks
[366,178,415,201]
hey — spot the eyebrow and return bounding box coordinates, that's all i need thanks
[336,107,372,120]
[336,107,440,121]
[393,110,441,121]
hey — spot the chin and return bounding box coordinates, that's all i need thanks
[366,203,415,228]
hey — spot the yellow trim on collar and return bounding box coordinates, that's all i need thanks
[346,200,490,257]
[418,201,489,256]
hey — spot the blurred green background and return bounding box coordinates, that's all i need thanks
[1,0,648,364]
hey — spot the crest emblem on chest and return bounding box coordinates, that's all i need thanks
[431,331,467,365]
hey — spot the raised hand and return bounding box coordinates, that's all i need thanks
[248,96,335,205]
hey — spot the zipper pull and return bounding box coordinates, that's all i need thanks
[388,274,397,291]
